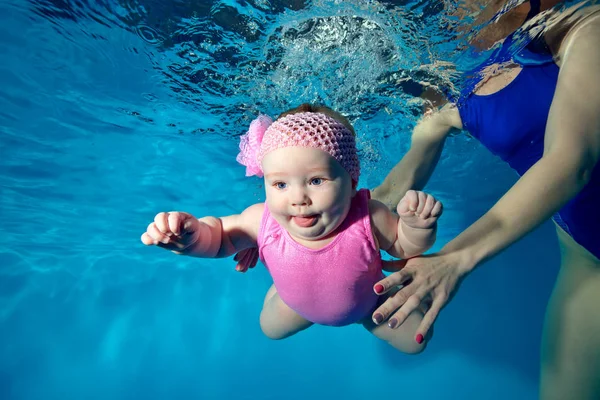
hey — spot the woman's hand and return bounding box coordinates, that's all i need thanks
[374,251,472,343]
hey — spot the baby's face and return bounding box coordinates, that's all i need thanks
[262,147,355,243]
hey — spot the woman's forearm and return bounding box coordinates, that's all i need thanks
[442,152,593,271]
[371,149,438,209]
[446,19,600,271]
[371,117,450,210]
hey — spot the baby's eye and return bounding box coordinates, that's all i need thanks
[275,182,287,190]
[310,178,324,186]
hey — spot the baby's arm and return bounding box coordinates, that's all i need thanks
[370,190,442,260]
[141,203,264,258]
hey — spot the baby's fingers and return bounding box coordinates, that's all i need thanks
[141,232,155,246]
[154,212,172,235]
[430,200,443,218]
[245,248,259,270]
[168,212,186,236]
[235,248,259,272]
[416,191,427,214]
[234,248,251,272]
[397,190,418,214]
[419,194,436,219]
[143,222,169,245]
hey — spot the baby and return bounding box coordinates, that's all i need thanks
[141,104,442,353]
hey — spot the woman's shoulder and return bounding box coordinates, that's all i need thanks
[438,103,463,130]
[544,3,600,64]
[414,104,463,138]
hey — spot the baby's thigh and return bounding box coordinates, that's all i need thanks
[362,307,428,354]
[260,285,313,340]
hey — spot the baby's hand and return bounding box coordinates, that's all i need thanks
[233,247,259,273]
[397,190,443,230]
[141,211,203,254]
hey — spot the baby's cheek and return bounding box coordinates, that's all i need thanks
[265,189,283,206]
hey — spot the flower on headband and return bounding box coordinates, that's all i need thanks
[236,114,273,177]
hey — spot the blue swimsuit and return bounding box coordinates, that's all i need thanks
[457,1,600,259]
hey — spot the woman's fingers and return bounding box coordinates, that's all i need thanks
[415,294,446,340]
[371,253,465,343]
[373,267,413,294]
[372,280,417,323]
[387,286,430,328]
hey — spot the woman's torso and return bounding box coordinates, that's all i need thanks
[455,3,600,260]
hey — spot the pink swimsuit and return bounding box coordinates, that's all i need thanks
[257,189,383,326]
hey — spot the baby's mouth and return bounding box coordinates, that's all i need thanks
[292,215,318,228]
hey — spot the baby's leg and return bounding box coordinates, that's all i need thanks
[362,289,431,354]
[260,284,313,340]
[362,309,428,354]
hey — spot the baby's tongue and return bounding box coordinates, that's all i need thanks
[293,215,317,227]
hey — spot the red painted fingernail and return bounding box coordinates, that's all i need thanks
[416,334,424,344]
[374,284,384,294]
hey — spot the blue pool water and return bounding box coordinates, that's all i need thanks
[0,0,565,399]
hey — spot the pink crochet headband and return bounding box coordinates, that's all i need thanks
[236,112,360,182]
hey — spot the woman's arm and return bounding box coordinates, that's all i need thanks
[444,15,600,270]
[371,104,462,210]
[371,19,600,340]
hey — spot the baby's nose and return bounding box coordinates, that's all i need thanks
[290,187,310,206]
